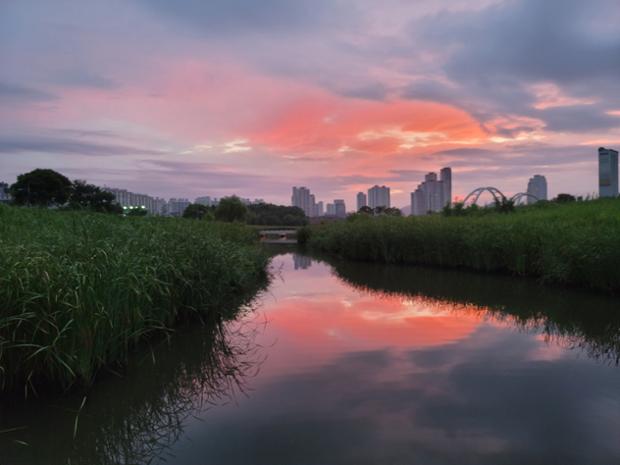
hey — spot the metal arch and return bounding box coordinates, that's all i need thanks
[462,187,507,205]
[510,192,539,204]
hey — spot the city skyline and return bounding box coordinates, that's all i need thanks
[2,1,619,207]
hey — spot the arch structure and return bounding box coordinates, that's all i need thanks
[510,192,538,204]
[462,187,507,205]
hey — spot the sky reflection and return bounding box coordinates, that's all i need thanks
[168,253,620,465]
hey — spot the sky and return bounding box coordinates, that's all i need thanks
[1,0,619,208]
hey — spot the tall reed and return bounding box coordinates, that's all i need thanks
[306,199,620,293]
[0,205,268,395]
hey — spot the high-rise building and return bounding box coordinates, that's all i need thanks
[526,175,548,204]
[440,167,452,208]
[599,147,619,198]
[0,182,11,203]
[326,203,335,216]
[411,188,426,216]
[167,198,191,216]
[195,196,218,207]
[410,167,452,215]
[334,199,346,218]
[356,192,367,211]
[316,201,324,217]
[368,185,390,209]
[105,187,166,215]
[292,186,317,217]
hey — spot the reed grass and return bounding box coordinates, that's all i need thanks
[0,204,268,395]
[306,198,620,293]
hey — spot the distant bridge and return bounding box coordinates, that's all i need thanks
[463,187,539,205]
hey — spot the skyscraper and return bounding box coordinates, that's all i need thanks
[526,175,548,204]
[0,182,10,203]
[105,187,167,215]
[356,192,367,211]
[292,186,315,217]
[599,147,619,198]
[440,167,452,208]
[368,185,390,209]
[410,167,452,215]
[334,199,346,218]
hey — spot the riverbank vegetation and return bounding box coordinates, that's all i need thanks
[303,198,620,293]
[0,204,268,396]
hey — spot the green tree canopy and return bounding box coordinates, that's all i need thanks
[554,193,576,203]
[10,169,72,206]
[183,203,212,220]
[384,207,402,216]
[215,196,247,222]
[126,207,148,217]
[69,180,122,213]
[246,203,307,226]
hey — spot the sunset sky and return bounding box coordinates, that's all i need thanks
[1,0,619,207]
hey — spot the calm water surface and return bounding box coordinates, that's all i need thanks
[2,250,620,464]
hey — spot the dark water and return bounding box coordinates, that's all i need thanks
[2,251,620,464]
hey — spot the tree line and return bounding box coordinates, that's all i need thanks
[5,168,308,225]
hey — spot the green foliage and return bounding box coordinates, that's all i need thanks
[183,203,213,220]
[67,180,123,214]
[307,198,620,293]
[554,193,577,203]
[493,197,515,213]
[296,226,312,245]
[358,206,373,214]
[10,169,73,206]
[246,202,307,226]
[384,207,402,216]
[125,207,148,217]
[215,196,247,222]
[0,205,268,395]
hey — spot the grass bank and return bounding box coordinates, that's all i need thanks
[304,198,620,293]
[0,204,268,395]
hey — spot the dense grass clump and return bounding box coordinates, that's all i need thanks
[306,198,620,293]
[0,205,268,394]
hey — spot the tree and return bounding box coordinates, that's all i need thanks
[214,196,247,222]
[183,203,212,220]
[358,206,373,215]
[493,197,515,213]
[384,207,402,216]
[246,203,307,226]
[68,180,122,213]
[126,207,148,217]
[10,169,72,206]
[554,193,576,203]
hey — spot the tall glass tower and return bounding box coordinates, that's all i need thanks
[599,147,619,198]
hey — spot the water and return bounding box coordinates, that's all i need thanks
[2,250,620,464]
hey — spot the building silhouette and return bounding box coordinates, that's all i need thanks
[292,186,325,217]
[167,198,191,216]
[291,186,316,217]
[356,192,367,211]
[599,147,619,198]
[410,167,452,215]
[0,182,10,203]
[526,175,548,204]
[105,187,166,215]
[334,199,346,218]
[368,185,390,209]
